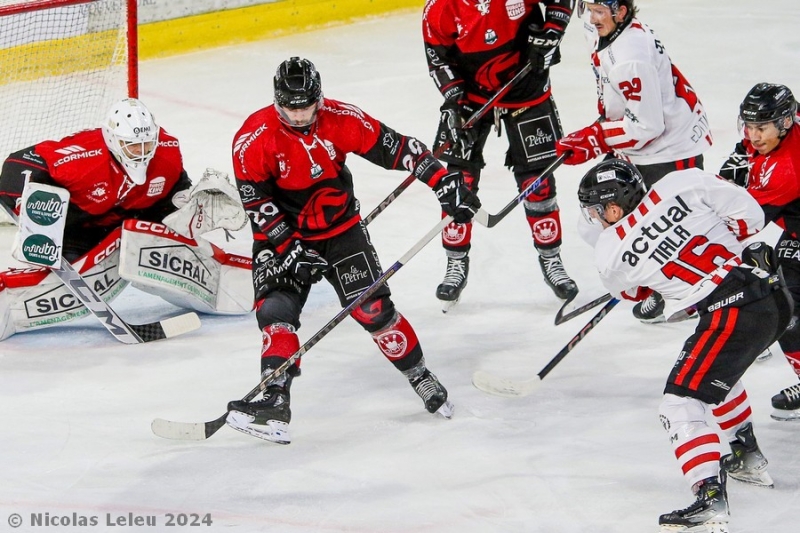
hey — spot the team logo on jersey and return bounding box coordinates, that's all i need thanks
[239,184,257,203]
[532,217,559,244]
[505,0,525,20]
[476,0,491,16]
[89,182,110,203]
[485,29,498,45]
[147,176,166,197]
[298,188,349,231]
[375,330,408,359]
[751,161,777,190]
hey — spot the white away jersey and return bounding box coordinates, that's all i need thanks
[589,169,764,320]
[586,18,712,165]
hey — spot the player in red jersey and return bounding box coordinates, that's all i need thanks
[423,0,578,310]
[227,57,480,444]
[719,83,800,421]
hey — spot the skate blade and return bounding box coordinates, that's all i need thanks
[226,412,291,444]
[770,408,800,421]
[435,400,454,419]
[659,522,729,533]
[440,298,460,314]
[728,469,774,488]
[756,348,773,362]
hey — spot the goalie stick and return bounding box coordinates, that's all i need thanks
[554,293,613,325]
[1,203,200,343]
[472,297,619,397]
[151,212,461,440]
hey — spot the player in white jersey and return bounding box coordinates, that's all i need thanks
[578,159,792,533]
[558,0,713,322]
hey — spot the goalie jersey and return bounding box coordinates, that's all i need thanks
[588,169,764,320]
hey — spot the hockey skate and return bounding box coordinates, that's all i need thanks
[538,251,578,301]
[720,423,773,488]
[403,362,454,418]
[658,475,729,533]
[226,385,292,444]
[633,291,666,324]
[770,382,800,421]
[436,252,469,313]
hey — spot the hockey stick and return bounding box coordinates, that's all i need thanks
[473,153,567,228]
[152,213,462,440]
[554,293,613,325]
[362,68,534,226]
[463,62,533,130]
[472,297,619,397]
[1,203,200,343]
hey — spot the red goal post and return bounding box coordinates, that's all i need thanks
[0,0,137,161]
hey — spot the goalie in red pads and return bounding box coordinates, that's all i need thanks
[0,98,252,340]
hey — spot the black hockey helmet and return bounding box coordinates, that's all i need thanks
[738,83,797,136]
[273,57,322,110]
[578,159,646,223]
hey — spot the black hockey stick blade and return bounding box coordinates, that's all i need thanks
[472,153,566,228]
[555,293,613,325]
[152,215,455,441]
[473,298,620,397]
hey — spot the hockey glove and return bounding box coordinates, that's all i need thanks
[556,122,610,165]
[282,240,329,285]
[742,241,778,274]
[433,171,481,224]
[440,92,479,152]
[526,25,563,72]
[719,142,751,187]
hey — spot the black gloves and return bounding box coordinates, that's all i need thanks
[282,240,329,285]
[439,91,479,152]
[742,242,778,274]
[433,171,481,224]
[526,25,563,72]
[719,142,751,187]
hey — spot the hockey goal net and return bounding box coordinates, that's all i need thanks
[0,0,137,224]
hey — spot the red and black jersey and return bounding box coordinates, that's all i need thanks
[423,0,573,107]
[744,126,800,234]
[232,98,447,249]
[0,127,191,255]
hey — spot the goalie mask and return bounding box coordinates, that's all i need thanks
[102,98,159,185]
[578,159,646,225]
[273,57,323,128]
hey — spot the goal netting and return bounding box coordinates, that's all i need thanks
[0,0,137,224]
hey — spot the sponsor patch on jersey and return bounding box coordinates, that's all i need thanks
[485,29,498,45]
[53,148,103,167]
[506,0,525,20]
[517,115,557,163]
[147,176,166,197]
[333,252,375,299]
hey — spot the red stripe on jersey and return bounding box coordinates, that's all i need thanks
[716,407,753,431]
[648,189,662,204]
[682,451,722,475]
[637,202,649,216]
[615,225,626,240]
[711,389,748,417]
[613,139,639,150]
[603,125,626,138]
[625,212,638,228]
[689,308,739,390]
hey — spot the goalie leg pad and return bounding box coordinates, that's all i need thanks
[0,229,127,338]
[119,220,253,315]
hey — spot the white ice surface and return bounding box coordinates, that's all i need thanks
[2,1,800,532]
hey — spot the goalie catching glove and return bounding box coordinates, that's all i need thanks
[432,171,481,224]
[163,168,247,239]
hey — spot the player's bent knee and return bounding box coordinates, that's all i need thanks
[256,291,303,331]
[350,295,396,332]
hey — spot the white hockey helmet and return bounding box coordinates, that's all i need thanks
[102,98,159,185]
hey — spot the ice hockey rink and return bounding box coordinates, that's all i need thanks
[2,1,800,531]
